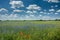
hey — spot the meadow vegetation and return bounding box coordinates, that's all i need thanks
[0,20,60,40]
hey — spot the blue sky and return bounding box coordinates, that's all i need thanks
[0,0,60,20]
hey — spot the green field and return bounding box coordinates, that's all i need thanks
[0,21,60,40]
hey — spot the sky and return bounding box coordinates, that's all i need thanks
[0,0,60,20]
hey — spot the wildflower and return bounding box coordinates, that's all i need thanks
[20,32,23,36]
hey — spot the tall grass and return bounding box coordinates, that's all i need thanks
[0,21,60,40]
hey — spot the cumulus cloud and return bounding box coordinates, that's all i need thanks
[22,15,38,20]
[49,9,55,12]
[26,4,39,14]
[0,8,8,12]
[13,9,24,13]
[55,5,58,7]
[26,11,33,14]
[43,0,59,3]
[26,4,41,10]
[40,11,44,13]
[0,8,8,15]
[55,13,58,14]
[9,0,24,9]
[0,13,58,20]
[21,15,56,20]
[56,9,60,12]
[41,16,55,20]
[47,13,50,14]
[0,14,37,20]
[26,10,37,14]
[39,15,42,16]
[0,14,20,20]
[33,11,37,13]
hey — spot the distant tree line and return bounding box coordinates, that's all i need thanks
[0,20,2,21]
[0,19,60,21]
[36,19,60,21]
[55,19,60,21]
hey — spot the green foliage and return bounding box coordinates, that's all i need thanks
[0,21,60,40]
[55,19,60,21]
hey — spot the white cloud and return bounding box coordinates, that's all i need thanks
[22,15,56,20]
[9,1,24,9]
[40,11,44,13]
[49,9,55,12]
[55,13,58,14]
[30,15,35,17]
[26,10,37,14]
[48,13,50,14]
[26,4,41,10]
[41,16,55,20]
[13,9,24,13]
[8,14,18,18]
[33,11,37,13]
[55,5,58,7]
[0,14,36,20]
[0,14,20,20]
[0,8,8,12]
[26,11,33,14]
[39,15,42,16]
[44,10,47,12]
[43,0,59,3]
[51,5,58,8]
[23,15,38,20]
[0,13,59,20]
[0,8,8,14]
[56,9,60,12]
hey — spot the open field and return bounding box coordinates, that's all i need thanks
[0,21,60,40]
